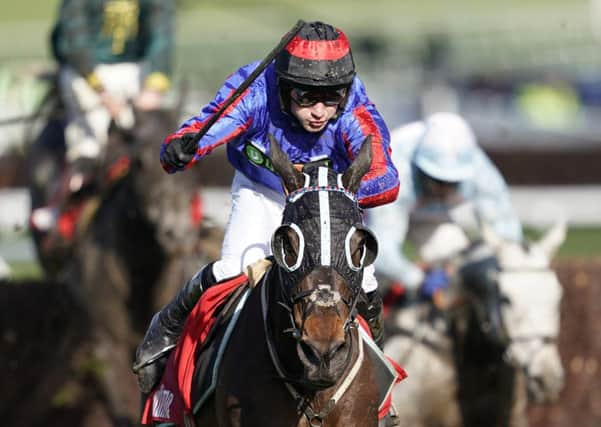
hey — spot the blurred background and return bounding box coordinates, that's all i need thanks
[0,1,600,426]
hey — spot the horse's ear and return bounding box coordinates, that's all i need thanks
[341,135,373,193]
[536,220,567,260]
[269,133,304,193]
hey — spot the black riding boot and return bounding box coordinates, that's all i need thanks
[132,262,217,393]
[357,290,385,349]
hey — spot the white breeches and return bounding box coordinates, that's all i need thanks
[59,63,140,161]
[211,171,378,293]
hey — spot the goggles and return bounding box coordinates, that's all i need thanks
[290,86,348,107]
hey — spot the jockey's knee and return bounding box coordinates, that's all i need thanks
[213,246,270,282]
[212,259,242,282]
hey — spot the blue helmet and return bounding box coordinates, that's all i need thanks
[413,113,477,182]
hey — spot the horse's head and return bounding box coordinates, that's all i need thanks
[484,221,566,403]
[106,108,204,255]
[268,135,378,389]
[457,244,509,349]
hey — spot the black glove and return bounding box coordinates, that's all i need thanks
[162,132,198,169]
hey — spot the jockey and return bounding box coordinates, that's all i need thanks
[133,21,400,392]
[367,112,523,301]
[30,0,174,237]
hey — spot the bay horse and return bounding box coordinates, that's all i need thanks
[384,221,565,427]
[188,136,393,427]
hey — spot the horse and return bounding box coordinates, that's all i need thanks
[145,136,403,427]
[27,97,222,423]
[383,221,565,427]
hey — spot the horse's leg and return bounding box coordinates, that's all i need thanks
[73,239,141,423]
[386,336,426,427]
[386,334,463,427]
[508,370,529,427]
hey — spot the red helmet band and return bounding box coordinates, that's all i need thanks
[285,31,350,61]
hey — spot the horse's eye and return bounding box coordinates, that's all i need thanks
[271,224,305,271]
[351,237,366,267]
[345,226,378,271]
[283,232,299,266]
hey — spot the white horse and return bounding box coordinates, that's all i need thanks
[384,221,565,427]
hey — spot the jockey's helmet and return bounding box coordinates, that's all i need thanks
[275,21,355,113]
[276,21,355,87]
[413,112,477,183]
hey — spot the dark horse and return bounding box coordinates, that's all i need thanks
[452,247,518,427]
[191,137,388,427]
[27,99,219,423]
[75,109,219,423]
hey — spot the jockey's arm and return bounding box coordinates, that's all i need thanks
[160,64,259,173]
[472,150,523,243]
[341,102,399,209]
[368,182,424,292]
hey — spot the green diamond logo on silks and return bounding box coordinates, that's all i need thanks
[244,142,275,172]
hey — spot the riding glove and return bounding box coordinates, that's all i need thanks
[420,268,450,299]
[161,132,198,169]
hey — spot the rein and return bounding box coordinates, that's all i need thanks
[260,268,365,426]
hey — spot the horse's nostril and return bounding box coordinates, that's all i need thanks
[327,340,345,359]
[299,341,321,364]
[300,339,346,364]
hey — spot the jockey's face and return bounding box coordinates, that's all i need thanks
[289,86,345,133]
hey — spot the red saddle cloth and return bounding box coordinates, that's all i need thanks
[141,273,249,425]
